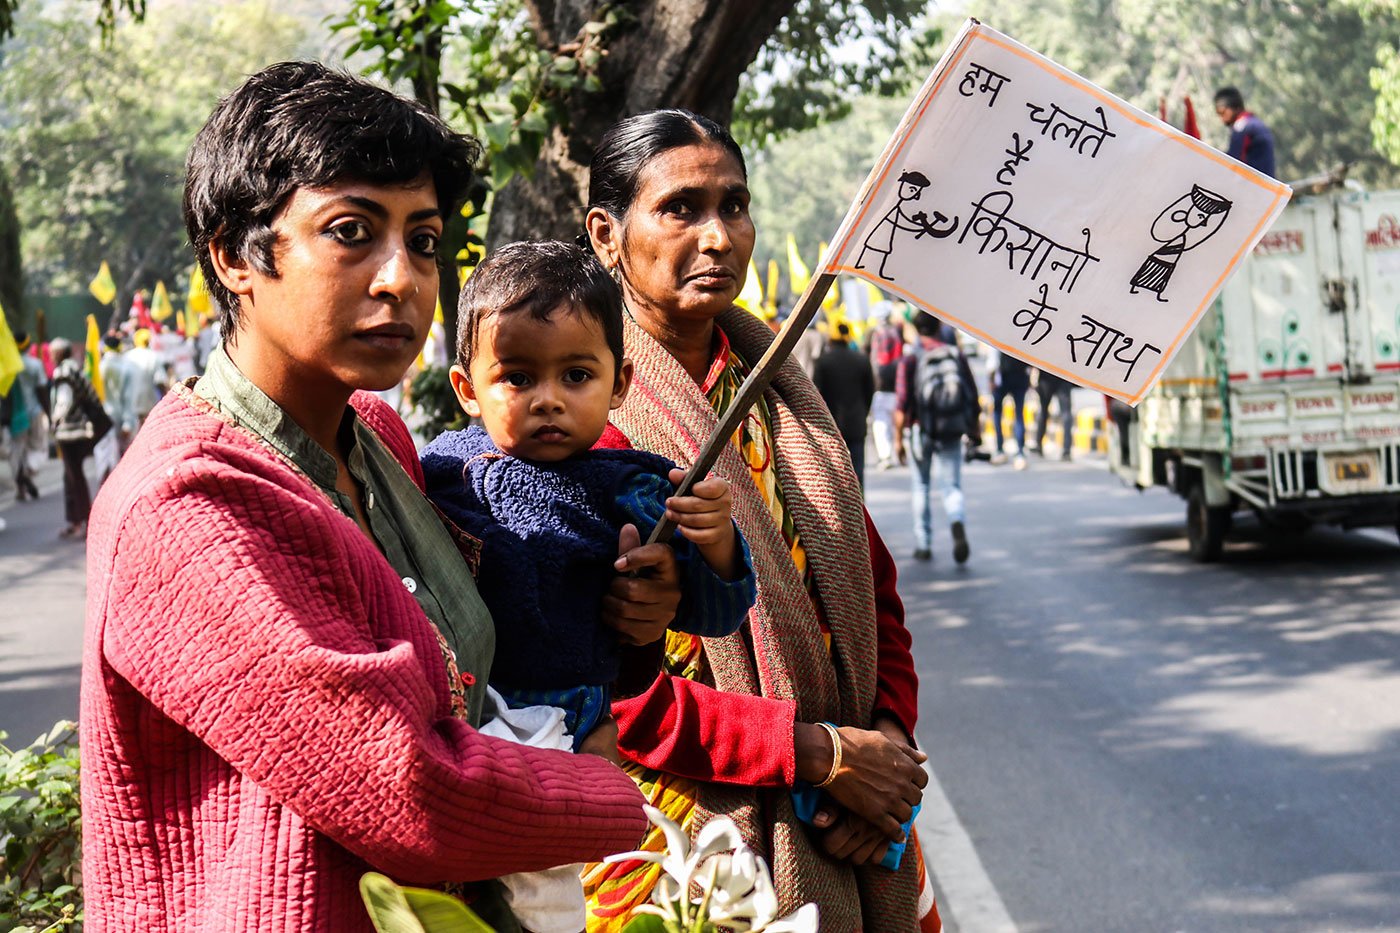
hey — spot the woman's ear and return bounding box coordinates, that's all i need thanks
[448,364,481,418]
[585,207,622,272]
[208,237,254,299]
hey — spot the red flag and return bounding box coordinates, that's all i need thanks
[1182,95,1201,139]
[130,292,156,332]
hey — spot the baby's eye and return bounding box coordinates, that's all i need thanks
[563,368,592,384]
[410,231,440,257]
[504,372,530,387]
[328,221,371,245]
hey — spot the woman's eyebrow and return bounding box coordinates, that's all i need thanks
[657,183,748,201]
[334,195,441,223]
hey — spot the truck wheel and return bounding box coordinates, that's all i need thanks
[1187,483,1228,562]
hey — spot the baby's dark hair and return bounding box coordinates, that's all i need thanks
[456,240,624,371]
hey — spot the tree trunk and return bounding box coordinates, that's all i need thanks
[486,0,798,247]
[0,163,23,326]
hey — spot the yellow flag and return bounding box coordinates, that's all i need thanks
[184,305,199,337]
[89,261,117,306]
[764,259,780,319]
[734,258,764,314]
[151,280,175,321]
[85,314,105,403]
[188,264,212,316]
[0,301,24,397]
[819,242,842,314]
[865,280,885,310]
[786,234,810,299]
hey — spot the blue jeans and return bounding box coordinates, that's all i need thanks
[993,383,1027,453]
[910,431,965,552]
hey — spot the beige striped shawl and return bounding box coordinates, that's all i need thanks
[610,307,920,930]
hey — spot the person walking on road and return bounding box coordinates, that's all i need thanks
[6,331,46,501]
[895,312,978,564]
[95,333,130,484]
[120,328,165,438]
[814,320,876,487]
[866,306,906,470]
[49,337,111,538]
[1031,367,1074,461]
[1214,86,1277,179]
[988,347,1030,469]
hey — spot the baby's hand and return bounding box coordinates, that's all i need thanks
[664,467,734,546]
[665,467,742,580]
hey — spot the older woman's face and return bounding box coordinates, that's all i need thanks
[618,143,755,326]
[232,174,441,397]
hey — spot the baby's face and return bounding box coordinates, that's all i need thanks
[454,305,631,462]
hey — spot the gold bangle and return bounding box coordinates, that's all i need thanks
[815,722,843,788]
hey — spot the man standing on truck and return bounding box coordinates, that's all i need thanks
[1214,87,1277,178]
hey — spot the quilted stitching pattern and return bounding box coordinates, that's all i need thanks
[80,387,646,932]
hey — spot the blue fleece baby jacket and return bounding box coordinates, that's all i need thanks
[422,426,751,692]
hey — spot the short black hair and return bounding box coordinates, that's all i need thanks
[184,61,480,343]
[587,109,747,221]
[1214,86,1245,111]
[913,311,944,338]
[456,240,624,373]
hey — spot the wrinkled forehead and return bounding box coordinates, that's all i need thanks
[633,142,748,203]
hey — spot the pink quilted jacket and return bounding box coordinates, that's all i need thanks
[80,386,646,932]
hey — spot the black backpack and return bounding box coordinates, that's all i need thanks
[914,344,971,443]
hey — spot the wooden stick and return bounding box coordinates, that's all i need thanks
[646,271,838,546]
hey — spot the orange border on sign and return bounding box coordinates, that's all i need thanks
[827,24,1291,405]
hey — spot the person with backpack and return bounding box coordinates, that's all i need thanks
[865,305,906,470]
[894,311,979,563]
[49,337,112,538]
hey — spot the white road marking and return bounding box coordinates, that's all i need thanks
[916,757,1019,933]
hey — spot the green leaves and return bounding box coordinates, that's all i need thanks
[359,872,496,933]
[0,0,314,300]
[331,0,624,196]
[0,722,83,932]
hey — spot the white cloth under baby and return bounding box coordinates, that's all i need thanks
[478,687,585,933]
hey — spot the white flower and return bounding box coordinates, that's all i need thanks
[604,805,819,932]
[761,903,820,933]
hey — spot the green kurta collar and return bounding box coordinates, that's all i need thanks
[193,346,495,725]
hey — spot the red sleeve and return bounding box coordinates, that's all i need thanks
[103,458,645,884]
[866,509,919,735]
[612,511,920,785]
[613,673,798,787]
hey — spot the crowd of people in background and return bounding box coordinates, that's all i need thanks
[0,311,234,538]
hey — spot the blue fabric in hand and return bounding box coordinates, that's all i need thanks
[790,783,920,872]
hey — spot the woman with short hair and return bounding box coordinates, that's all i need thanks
[80,63,657,932]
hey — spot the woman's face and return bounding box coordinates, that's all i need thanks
[222,174,441,399]
[613,143,755,328]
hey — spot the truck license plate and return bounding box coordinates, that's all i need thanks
[1324,452,1381,492]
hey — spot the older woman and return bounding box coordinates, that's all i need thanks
[583,110,937,930]
[80,63,653,932]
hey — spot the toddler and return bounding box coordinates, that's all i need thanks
[422,240,756,751]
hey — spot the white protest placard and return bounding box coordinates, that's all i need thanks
[821,19,1292,404]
